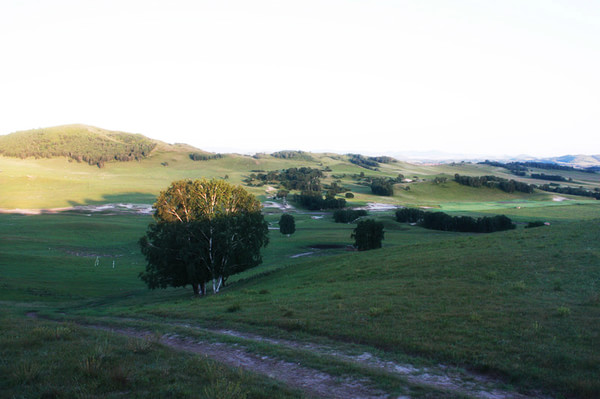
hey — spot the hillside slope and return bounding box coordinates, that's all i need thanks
[0,124,158,166]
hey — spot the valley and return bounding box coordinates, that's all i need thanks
[1,126,599,398]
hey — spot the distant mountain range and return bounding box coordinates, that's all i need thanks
[390,151,600,168]
[1,124,599,168]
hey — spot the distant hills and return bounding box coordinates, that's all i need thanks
[1,124,599,168]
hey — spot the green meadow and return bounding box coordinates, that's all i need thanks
[1,132,600,398]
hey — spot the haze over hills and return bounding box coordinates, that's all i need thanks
[1,124,599,168]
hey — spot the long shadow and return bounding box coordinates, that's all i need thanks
[67,192,157,207]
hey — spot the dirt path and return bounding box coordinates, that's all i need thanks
[28,313,549,399]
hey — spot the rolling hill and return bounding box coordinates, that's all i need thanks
[0,124,160,166]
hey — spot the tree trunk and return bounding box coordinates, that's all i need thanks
[200,281,206,296]
[192,283,199,296]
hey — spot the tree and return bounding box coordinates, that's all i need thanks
[351,219,384,251]
[279,213,296,236]
[139,179,269,295]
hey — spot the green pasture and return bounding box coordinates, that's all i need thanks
[2,144,600,398]
[1,201,599,397]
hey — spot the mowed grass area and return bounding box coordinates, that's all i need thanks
[2,201,599,398]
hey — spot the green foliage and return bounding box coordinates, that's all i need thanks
[278,214,296,236]
[270,150,314,161]
[370,178,395,196]
[189,152,224,161]
[140,179,269,295]
[333,209,367,223]
[351,219,385,251]
[293,191,346,210]
[395,208,425,223]
[0,125,156,166]
[348,154,380,170]
[454,173,535,194]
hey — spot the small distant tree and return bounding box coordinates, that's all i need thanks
[279,213,296,236]
[345,192,354,198]
[351,219,384,251]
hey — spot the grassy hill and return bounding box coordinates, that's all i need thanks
[0,124,158,166]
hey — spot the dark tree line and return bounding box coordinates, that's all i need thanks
[348,154,380,170]
[244,167,324,191]
[270,150,314,161]
[530,173,568,182]
[189,152,224,161]
[479,160,597,174]
[454,174,535,194]
[538,184,600,200]
[395,208,516,233]
[293,191,346,210]
[395,208,426,223]
[333,209,367,223]
[369,156,397,164]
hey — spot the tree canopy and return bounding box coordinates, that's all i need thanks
[351,219,385,251]
[279,213,296,236]
[139,179,269,295]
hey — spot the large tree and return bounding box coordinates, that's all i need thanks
[139,179,269,295]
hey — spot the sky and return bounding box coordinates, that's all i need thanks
[1,0,599,158]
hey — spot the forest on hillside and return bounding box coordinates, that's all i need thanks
[0,128,156,167]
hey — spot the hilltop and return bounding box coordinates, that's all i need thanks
[0,124,160,167]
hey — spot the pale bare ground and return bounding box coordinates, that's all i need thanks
[0,203,153,215]
[28,313,550,399]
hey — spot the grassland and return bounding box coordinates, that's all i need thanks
[2,201,599,397]
[1,128,600,397]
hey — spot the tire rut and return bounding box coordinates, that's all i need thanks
[27,313,550,399]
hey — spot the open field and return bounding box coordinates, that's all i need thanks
[2,198,599,397]
[2,136,600,397]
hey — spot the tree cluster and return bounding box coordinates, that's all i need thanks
[351,219,384,251]
[396,208,516,233]
[0,128,156,167]
[395,208,426,223]
[479,160,596,175]
[369,156,397,164]
[530,173,568,182]
[293,191,346,210]
[537,184,600,200]
[333,209,367,223]
[189,152,224,161]
[370,178,395,196]
[244,167,324,191]
[270,150,314,161]
[139,179,269,296]
[454,174,535,194]
[348,154,380,170]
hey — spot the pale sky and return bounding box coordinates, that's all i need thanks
[1,1,599,158]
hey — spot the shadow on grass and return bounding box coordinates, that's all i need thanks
[67,192,157,206]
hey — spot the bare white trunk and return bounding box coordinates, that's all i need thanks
[212,276,223,293]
